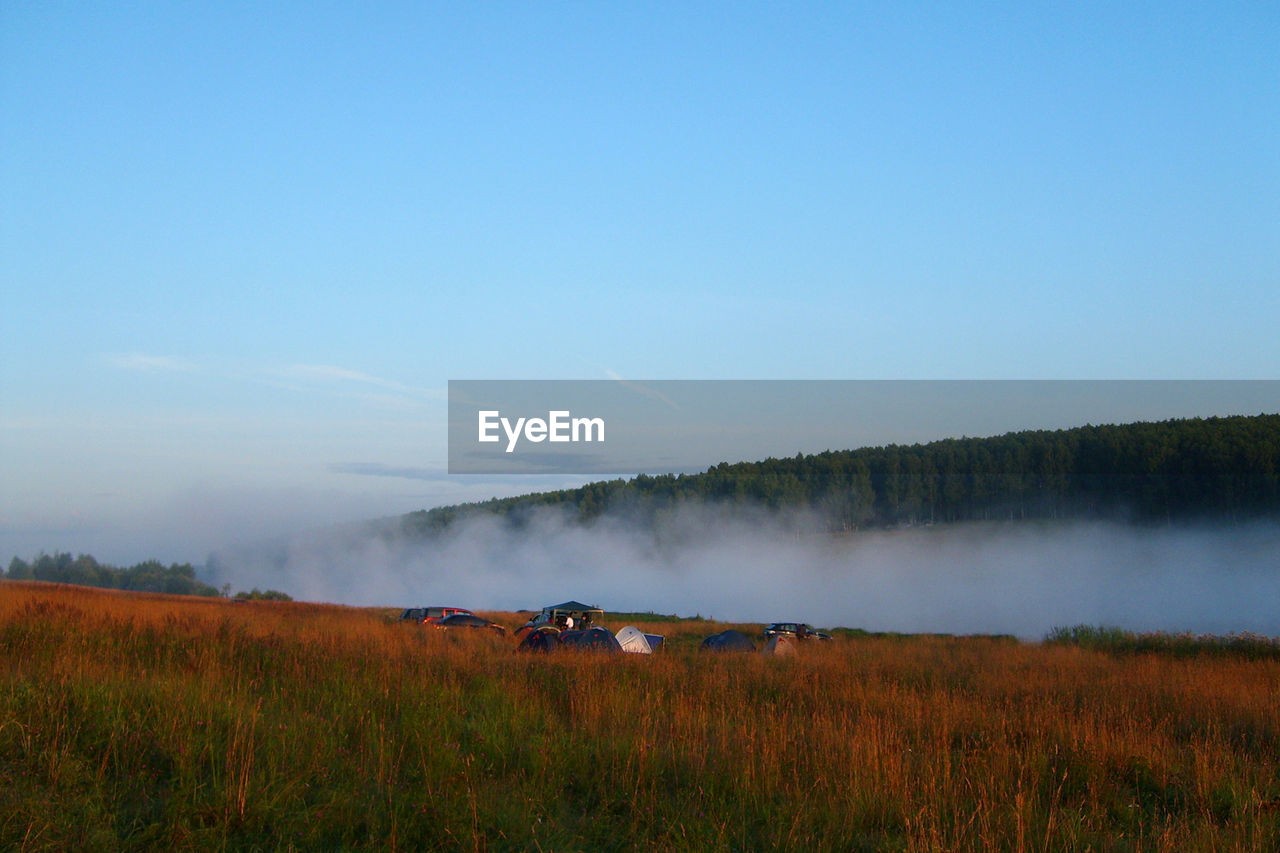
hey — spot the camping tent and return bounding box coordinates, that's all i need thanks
[558,627,622,652]
[517,626,562,652]
[700,630,756,652]
[762,634,797,656]
[615,625,652,654]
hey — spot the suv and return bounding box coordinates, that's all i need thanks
[400,606,473,623]
[763,622,832,641]
[516,601,605,636]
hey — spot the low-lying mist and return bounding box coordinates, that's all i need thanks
[206,506,1280,639]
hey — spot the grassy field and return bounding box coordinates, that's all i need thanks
[2,581,1278,851]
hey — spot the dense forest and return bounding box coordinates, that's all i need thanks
[2,552,291,600]
[403,414,1280,536]
[4,553,221,595]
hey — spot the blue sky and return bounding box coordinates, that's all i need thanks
[2,1,1277,564]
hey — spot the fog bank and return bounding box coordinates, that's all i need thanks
[207,508,1280,639]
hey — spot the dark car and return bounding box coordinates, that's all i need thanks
[399,606,474,623]
[763,622,832,641]
[433,613,507,634]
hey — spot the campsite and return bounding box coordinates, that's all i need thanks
[3,580,1279,851]
[511,601,668,654]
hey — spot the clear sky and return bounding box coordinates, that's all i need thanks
[2,1,1277,565]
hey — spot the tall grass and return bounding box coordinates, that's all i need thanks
[2,581,1278,851]
[1046,624,1280,660]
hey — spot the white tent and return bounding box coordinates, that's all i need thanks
[615,625,653,654]
[762,634,797,656]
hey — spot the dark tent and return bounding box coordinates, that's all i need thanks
[558,627,622,652]
[700,629,757,652]
[517,626,562,653]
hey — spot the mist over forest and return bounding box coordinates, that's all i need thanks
[203,504,1277,639]
[203,415,1280,637]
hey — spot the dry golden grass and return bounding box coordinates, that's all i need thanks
[2,580,1278,851]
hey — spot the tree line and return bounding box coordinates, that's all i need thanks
[3,552,291,600]
[402,414,1280,535]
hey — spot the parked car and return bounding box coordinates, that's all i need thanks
[433,613,507,634]
[399,606,473,624]
[763,622,832,641]
[515,600,605,636]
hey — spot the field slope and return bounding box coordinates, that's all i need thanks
[2,582,1279,851]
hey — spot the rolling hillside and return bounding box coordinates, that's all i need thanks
[402,413,1280,537]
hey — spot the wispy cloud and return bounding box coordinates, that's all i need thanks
[605,369,680,410]
[329,462,450,482]
[105,353,196,372]
[269,364,444,399]
[101,353,443,406]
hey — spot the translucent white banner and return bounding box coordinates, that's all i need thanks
[447,380,1280,475]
